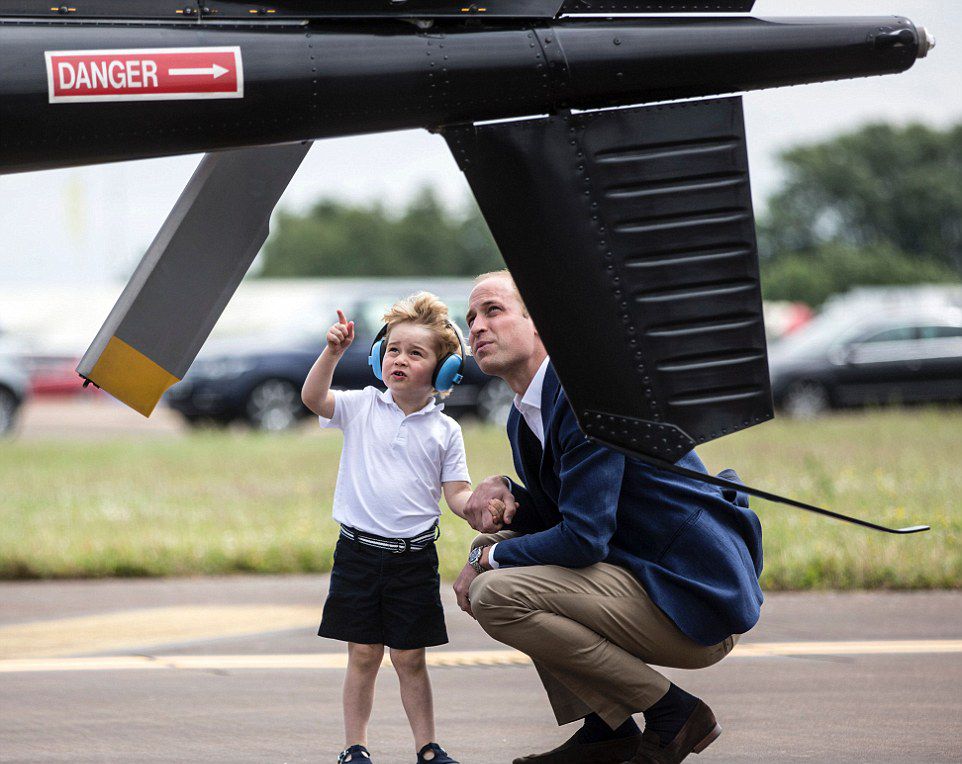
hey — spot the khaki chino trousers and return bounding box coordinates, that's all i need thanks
[468,532,738,729]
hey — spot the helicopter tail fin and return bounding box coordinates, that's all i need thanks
[444,97,772,460]
[77,141,310,416]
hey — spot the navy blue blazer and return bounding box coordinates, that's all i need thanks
[494,363,764,647]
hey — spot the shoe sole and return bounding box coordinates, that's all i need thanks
[691,723,722,755]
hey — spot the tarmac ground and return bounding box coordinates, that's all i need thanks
[4,401,961,761]
[1,577,960,763]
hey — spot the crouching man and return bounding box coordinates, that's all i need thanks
[455,271,764,764]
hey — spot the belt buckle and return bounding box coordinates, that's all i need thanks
[395,538,411,554]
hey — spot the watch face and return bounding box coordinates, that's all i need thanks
[469,547,482,563]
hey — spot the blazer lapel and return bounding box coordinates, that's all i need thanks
[507,406,540,488]
[538,363,562,463]
[506,363,565,529]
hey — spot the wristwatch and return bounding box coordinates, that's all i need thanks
[468,546,487,575]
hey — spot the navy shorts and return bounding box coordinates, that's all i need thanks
[318,535,448,650]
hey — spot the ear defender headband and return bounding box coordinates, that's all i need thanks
[433,321,466,393]
[368,321,466,393]
[368,324,389,382]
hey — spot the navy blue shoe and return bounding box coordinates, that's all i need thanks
[417,742,459,764]
[338,744,372,763]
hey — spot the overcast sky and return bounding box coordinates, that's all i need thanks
[1,0,960,287]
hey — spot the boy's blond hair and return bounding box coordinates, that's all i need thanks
[382,292,463,396]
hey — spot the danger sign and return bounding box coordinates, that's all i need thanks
[45,47,244,103]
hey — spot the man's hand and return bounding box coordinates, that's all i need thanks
[453,562,479,619]
[463,475,517,532]
[326,309,355,356]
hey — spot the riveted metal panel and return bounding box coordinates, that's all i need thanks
[0,0,565,20]
[561,0,754,13]
[2,0,754,19]
[445,96,772,461]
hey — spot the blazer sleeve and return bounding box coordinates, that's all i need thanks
[490,407,625,568]
[502,476,549,534]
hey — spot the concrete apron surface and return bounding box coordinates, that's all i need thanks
[1,577,960,763]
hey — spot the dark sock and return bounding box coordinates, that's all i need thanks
[642,683,700,746]
[576,713,641,744]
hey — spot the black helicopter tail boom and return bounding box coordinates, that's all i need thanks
[1,0,756,21]
[0,15,929,174]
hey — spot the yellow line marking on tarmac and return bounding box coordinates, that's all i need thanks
[732,640,962,657]
[0,641,960,673]
[0,606,320,660]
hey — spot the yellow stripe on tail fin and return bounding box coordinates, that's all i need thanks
[87,336,180,417]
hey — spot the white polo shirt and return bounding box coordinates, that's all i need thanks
[320,386,471,538]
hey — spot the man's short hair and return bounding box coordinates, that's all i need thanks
[473,269,528,316]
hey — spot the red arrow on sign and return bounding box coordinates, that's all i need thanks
[45,47,244,103]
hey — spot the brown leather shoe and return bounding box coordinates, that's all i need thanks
[621,701,721,763]
[512,730,642,764]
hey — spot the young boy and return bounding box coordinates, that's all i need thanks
[302,292,475,764]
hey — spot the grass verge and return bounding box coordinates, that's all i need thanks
[1,409,958,588]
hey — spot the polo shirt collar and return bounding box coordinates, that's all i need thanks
[378,387,440,416]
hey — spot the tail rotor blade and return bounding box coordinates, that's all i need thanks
[596,438,930,535]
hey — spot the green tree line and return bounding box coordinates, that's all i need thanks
[758,122,961,305]
[258,123,962,306]
[259,188,502,278]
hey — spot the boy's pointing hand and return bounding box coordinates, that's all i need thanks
[326,309,355,356]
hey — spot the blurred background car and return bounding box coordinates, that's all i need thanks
[163,278,513,431]
[0,284,107,403]
[0,330,30,436]
[23,354,99,398]
[762,300,814,340]
[769,286,962,417]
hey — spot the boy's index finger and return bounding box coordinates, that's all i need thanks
[336,309,347,325]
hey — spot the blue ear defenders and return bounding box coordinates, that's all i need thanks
[368,322,466,393]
